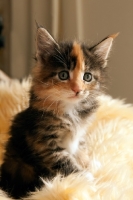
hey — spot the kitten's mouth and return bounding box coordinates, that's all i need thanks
[69,96,77,99]
[68,94,81,99]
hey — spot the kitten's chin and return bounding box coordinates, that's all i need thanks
[67,92,89,102]
[66,95,86,104]
[68,95,79,99]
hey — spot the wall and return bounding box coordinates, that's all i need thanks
[3,0,133,103]
[0,0,10,74]
[83,0,133,103]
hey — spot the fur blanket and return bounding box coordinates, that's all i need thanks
[0,78,133,200]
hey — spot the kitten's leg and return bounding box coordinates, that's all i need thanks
[75,149,89,169]
[74,140,89,169]
[49,151,82,176]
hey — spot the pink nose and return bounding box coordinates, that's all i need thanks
[71,84,81,94]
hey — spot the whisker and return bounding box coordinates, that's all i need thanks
[55,101,60,115]
[42,94,55,104]
[52,82,61,88]
[46,101,57,111]
[53,54,65,62]
[41,94,54,118]
[63,47,70,63]
[41,48,51,55]
[55,48,64,59]
[55,48,68,65]
[34,78,50,86]
[53,55,67,67]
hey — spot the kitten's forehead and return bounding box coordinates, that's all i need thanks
[70,42,85,71]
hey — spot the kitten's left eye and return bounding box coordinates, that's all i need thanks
[58,71,69,80]
[83,72,92,82]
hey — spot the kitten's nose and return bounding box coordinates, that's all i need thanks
[71,84,81,95]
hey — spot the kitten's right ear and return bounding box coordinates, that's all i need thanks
[36,27,58,59]
[91,33,119,67]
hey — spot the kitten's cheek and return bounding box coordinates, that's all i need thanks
[96,83,100,90]
[80,90,89,97]
[86,91,89,96]
[84,91,90,98]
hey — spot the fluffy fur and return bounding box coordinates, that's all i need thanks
[0,78,31,166]
[0,78,133,200]
[0,28,116,199]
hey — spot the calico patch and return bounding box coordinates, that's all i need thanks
[0,26,117,198]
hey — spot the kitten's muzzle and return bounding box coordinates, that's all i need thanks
[71,84,82,94]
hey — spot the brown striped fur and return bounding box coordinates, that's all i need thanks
[0,27,117,198]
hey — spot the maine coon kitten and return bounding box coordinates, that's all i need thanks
[0,26,117,198]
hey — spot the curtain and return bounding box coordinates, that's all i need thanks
[9,0,84,79]
[0,0,11,75]
[4,0,133,102]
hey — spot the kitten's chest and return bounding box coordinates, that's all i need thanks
[58,115,88,155]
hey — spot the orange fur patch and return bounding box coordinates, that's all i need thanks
[31,82,62,114]
[70,42,85,92]
[71,42,84,72]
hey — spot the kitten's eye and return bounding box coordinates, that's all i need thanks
[58,71,69,80]
[83,72,92,82]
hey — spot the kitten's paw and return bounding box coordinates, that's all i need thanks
[75,150,90,169]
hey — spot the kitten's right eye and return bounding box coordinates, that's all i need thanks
[83,72,92,82]
[58,71,69,80]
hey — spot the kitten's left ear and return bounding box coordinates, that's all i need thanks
[92,33,119,67]
[36,26,58,59]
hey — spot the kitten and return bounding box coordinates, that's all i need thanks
[0,26,117,198]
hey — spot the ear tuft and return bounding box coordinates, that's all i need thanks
[35,21,42,29]
[91,33,119,67]
[109,32,119,39]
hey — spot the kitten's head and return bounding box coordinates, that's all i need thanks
[31,27,118,112]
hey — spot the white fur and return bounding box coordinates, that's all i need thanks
[94,37,113,60]
[58,106,88,155]
[26,95,133,200]
[0,190,13,200]
[57,91,94,155]
[1,79,133,199]
[64,125,86,155]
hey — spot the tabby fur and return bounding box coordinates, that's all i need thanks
[0,27,117,198]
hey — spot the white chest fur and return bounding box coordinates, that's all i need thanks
[58,116,87,155]
[57,103,94,155]
[66,125,86,155]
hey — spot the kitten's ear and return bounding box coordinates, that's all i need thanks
[36,26,58,59]
[91,33,119,67]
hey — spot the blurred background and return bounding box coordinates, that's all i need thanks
[0,0,133,103]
